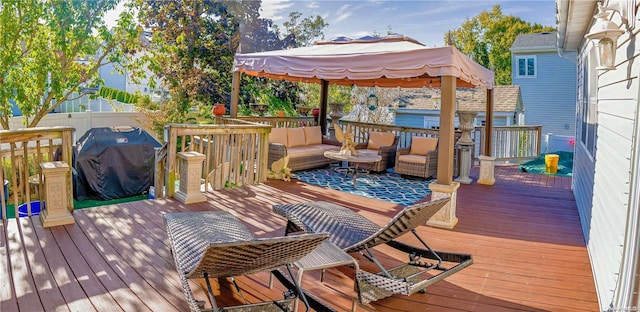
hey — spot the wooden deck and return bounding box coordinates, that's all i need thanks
[0,165,598,311]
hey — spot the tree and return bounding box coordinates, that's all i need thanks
[449,5,554,85]
[135,0,244,129]
[0,0,140,129]
[277,11,328,47]
[237,8,328,115]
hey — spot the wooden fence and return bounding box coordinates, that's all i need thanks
[156,119,271,198]
[0,126,75,219]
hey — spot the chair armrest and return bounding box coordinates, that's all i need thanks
[378,145,397,154]
[322,136,341,146]
[355,142,368,149]
[426,150,438,163]
[268,143,288,167]
[397,147,410,156]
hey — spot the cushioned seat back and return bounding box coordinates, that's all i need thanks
[287,128,306,147]
[303,126,323,145]
[367,132,395,150]
[410,137,438,156]
[270,128,289,146]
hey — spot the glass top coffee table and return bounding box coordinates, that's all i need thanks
[324,150,382,189]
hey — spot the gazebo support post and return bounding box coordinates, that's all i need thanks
[230,71,240,118]
[319,80,329,135]
[478,88,495,185]
[428,75,460,229]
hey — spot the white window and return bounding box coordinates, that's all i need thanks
[578,47,598,156]
[516,56,536,78]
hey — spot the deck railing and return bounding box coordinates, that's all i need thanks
[338,121,542,163]
[0,126,75,219]
[235,116,317,128]
[157,119,271,198]
[475,125,542,161]
[337,120,442,148]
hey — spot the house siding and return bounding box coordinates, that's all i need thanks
[99,62,126,90]
[513,51,577,137]
[574,35,637,309]
[395,111,511,129]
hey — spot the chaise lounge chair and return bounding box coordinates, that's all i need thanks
[164,210,331,312]
[272,198,473,304]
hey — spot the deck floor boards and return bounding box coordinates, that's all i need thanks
[1,166,599,311]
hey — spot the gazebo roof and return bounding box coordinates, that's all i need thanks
[233,35,494,89]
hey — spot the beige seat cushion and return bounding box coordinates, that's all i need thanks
[303,126,323,145]
[410,137,438,156]
[270,128,288,146]
[287,128,306,147]
[287,145,326,157]
[398,154,427,164]
[367,132,395,150]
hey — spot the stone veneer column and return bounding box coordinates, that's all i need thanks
[39,161,74,227]
[427,182,461,229]
[477,155,496,186]
[174,151,207,204]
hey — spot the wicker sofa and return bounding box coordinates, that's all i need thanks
[268,126,341,171]
[355,132,399,172]
[394,136,438,179]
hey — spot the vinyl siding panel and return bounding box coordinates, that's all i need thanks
[394,112,427,128]
[573,143,594,239]
[395,112,510,128]
[584,51,637,309]
[99,63,126,90]
[513,51,577,137]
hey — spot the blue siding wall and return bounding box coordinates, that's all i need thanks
[395,112,428,128]
[513,51,577,137]
[395,111,510,128]
[99,63,126,90]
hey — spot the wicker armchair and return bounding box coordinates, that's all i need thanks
[164,211,329,312]
[356,132,399,172]
[273,198,473,304]
[394,136,438,179]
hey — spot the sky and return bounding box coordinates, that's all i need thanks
[105,0,557,48]
[260,0,557,47]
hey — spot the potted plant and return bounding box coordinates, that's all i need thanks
[212,103,226,117]
[296,106,312,116]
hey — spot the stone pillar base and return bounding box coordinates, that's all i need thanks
[454,143,474,184]
[174,151,207,204]
[39,161,74,228]
[174,191,207,204]
[40,209,75,228]
[427,182,460,229]
[477,155,496,186]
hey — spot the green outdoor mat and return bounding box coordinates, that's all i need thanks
[2,194,148,219]
[519,151,573,177]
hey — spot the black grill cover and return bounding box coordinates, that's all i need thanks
[74,127,161,201]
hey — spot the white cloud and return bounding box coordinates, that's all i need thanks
[260,0,294,22]
[334,4,352,23]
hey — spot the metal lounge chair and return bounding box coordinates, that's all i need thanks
[164,210,331,312]
[272,198,473,304]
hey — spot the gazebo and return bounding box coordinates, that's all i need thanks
[231,35,495,228]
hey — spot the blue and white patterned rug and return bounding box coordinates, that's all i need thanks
[293,167,434,206]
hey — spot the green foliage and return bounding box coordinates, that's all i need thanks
[0,0,141,129]
[98,86,140,104]
[301,83,353,113]
[449,5,555,85]
[277,11,329,47]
